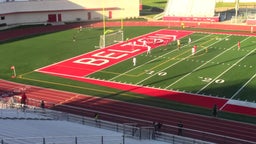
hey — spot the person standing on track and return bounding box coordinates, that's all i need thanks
[177,121,183,136]
[40,100,45,109]
[94,113,99,122]
[212,104,218,117]
[20,92,27,108]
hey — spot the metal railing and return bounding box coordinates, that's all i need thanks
[0,96,214,144]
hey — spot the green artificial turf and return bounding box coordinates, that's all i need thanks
[0,26,255,124]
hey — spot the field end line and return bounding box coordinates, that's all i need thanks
[165,35,232,89]
[220,64,256,110]
[197,36,253,94]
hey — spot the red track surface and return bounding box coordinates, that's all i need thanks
[1,22,256,143]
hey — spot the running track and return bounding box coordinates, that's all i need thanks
[1,80,256,144]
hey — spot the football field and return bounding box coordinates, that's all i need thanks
[36,29,256,115]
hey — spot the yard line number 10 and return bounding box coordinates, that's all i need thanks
[145,70,167,76]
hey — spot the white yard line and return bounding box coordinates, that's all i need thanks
[197,37,253,94]
[165,35,232,89]
[220,72,256,110]
[110,34,212,81]
[136,34,228,85]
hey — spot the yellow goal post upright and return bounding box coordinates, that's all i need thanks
[98,0,124,48]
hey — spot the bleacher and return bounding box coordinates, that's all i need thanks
[0,96,213,144]
[163,0,219,22]
[0,109,125,144]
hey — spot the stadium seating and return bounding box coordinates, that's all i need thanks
[163,0,219,22]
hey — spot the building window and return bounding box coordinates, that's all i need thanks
[1,16,5,20]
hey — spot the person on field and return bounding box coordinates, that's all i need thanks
[147,45,151,55]
[192,45,197,55]
[177,39,181,50]
[132,57,136,66]
[237,41,240,50]
[72,35,76,42]
[205,47,208,53]
[142,40,147,47]
[188,37,192,45]
[79,26,82,32]
[181,22,185,29]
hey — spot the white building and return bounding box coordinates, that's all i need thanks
[0,0,140,26]
[163,0,219,22]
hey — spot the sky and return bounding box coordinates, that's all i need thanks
[0,108,169,144]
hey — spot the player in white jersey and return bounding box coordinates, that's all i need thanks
[147,45,151,55]
[188,37,192,44]
[132,57,136,66]
[142,40,147,47]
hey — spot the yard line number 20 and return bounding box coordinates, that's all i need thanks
[199,77,225,84]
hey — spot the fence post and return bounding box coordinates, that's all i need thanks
[139,128,142,140]
[101,136,103,144]
[82,117,85,125]
[123,135,125,144]
[1,139,3,144]
[75,136,77,144]
[43,137,46,144]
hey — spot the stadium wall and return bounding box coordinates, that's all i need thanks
[0,0,139,26]
[163,0,219,22]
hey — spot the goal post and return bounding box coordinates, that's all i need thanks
[99,29,124,48]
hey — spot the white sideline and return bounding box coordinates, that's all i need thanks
[226,99,256,109]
